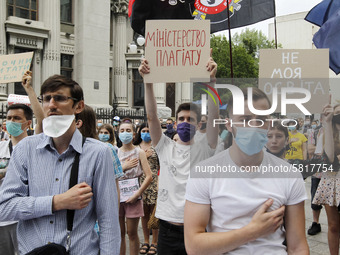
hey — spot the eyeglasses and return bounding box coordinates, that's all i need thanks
[37,95,78,104]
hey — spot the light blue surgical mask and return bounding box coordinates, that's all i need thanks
[220,129,229,141]
[119,132,133,144]
[6,121,24,137]
[233,126,268,156]
[311,124,317,129]
[141,132,151,142]
[288,126,296,131]
[99,134,110,142]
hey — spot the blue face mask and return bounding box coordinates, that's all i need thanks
[141,132,151,142]
[220,129,229,141]
[97,123,103,128]
[6,121,24,137]
[177,122,196,142]
[288,126,296,131]
[311,124,317,129]
[99,134,110,142]
[233,126,268,156]
[119,132,133,144]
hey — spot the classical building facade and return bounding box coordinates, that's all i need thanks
[0,0,193,117]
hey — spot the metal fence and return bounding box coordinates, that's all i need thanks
[0,104,8,124]
[0,103,147,126]
[95,107,147,125]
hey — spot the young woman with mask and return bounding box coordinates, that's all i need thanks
[285,120,308,160]
[98,123,118,153]
[266,122,289,159]
[313,104,340,255]
[118,119,152,255]
[133,122,160,255]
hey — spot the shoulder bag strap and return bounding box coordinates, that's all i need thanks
[66,136,86,250]
[8,140,13,156]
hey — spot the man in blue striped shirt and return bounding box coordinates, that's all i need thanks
[0,75,120,255]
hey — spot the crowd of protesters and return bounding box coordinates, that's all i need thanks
[0,56,340,255]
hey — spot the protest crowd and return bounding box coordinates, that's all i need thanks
[0,1,340,254]
[0,51,339,255]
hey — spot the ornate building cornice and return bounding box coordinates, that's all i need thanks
[111,0,129,15]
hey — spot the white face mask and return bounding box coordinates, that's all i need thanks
[43,115,75,138]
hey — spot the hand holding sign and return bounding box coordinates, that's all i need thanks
[322,94,334,124]
[207,48,217,79]
[22,70,33,89]
[138,58,150,78]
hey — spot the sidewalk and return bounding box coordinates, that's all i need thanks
[304,177,333,255]
[126,177,333,255]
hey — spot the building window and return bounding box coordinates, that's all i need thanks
[133,69,144,107]
[7,0,38,21]
[60,0,72,23]
[14,48,30,95]
[61,54,73,79]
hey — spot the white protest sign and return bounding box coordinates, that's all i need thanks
[0,52,34,84]
[7,94,31,106]
[118,177,140,203]
[144,20,210,83]
[259,49,329,114]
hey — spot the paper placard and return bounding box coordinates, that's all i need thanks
[259,49,329,114]
[144,20,210,83]
[0,52,34,84]
[7,94,31,106]
[118,177,140,203]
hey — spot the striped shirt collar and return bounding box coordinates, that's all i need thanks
[36,128,83,154]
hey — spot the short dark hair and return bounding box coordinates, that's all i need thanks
[227,87,271,117]
[7,104,33,120]
[40,75,84,106]
[175,103,201,124]
[166,118,173,122]
[269,121,289,138]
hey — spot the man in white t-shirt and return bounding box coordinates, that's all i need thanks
[0,104,33,255]
[184,87,309,255]
[139,54,218,255]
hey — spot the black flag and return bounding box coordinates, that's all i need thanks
[193,0,276,33]
[130,0,195,36]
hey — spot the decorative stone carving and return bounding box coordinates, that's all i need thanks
[43,50,60,62]
[114,66,127,75]
[111,0,129,15]
[61,45,75,54]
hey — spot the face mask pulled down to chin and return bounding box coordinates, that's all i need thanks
[43,115,75,138]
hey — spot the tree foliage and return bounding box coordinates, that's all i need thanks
[208,28,277,105]
[211,28,277,79]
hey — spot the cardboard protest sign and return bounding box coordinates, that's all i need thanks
[0,52,34,84]
[259,49,329,114]
[144,20,210,83]
[7,94,31,106]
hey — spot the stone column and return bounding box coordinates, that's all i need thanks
[154,83,166,106]
[112,0,129,107]
[0,1,7,101]
[41,0,60,80]
[74,0,111,107]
